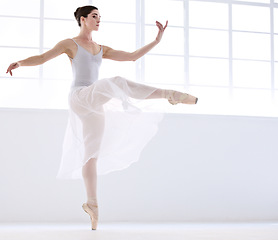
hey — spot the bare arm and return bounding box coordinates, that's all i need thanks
[6,39,72,76]
[103,21,168,62]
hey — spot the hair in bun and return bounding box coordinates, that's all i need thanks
[74,5,98,27]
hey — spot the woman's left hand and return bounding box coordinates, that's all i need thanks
[155,20,168,43]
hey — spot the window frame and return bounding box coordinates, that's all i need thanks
[0,0,277,117]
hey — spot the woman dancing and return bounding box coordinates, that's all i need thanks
[6,5,198,230]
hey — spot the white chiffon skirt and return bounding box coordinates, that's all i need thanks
[57,76,164,179]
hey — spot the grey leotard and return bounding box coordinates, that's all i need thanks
[70,39,103,88]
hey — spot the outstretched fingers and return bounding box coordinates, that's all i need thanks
[6,67,12,76]
[156,20,168,31]
[6,62,19,76]
[155,20,168,43]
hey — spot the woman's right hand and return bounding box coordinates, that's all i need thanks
[6,62,20,76]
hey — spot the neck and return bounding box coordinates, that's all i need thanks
[77,27,93,42]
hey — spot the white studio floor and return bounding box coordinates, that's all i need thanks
[0,222,278,240]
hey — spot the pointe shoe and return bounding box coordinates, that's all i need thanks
[82,203,98,230]
[166,90,198,105]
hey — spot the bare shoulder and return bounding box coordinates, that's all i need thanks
[55,38,76,50]
[102,45,113,58]
[56,38,77,58]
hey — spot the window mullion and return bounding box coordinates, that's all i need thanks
[270,0,275,101]
[184,0,189,89]
[229,0,233,98]
[39,0,44,84]
[136,0,145,83]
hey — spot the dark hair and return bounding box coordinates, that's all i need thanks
[74,5,98,27]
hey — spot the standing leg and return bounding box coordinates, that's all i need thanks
[82,158,98,206]
[82,158,99,230]
[80,110,105,230]
[70,89,105,230]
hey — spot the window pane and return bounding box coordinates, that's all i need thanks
[145,56,184,85]
[100,60,136,81]
[42,54,72,80]
[44,20,79,48]
[188,86,231,115]
[44,0,88,19]
[233,60,271,88]
[233,32,270,60]
[145,26,184,55]
[145,0,183,26]
[189,29,229,58]
[189,1,228,29]
[275,9,278,34]
[233,89,273,117]
[189,58,229,86]
[95,23,136,51]
[275,35,278,61]
[275,63,278,89]
[275,91,278,110]
[93,0,136,23]
[233,5,270,32]
[0,18,39,47]
[0,0,40,17]
[0,0,276,116]
[41,80,69,109]
[0,48,40,79]
[0,79,42,108]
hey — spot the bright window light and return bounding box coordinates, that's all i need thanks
[275,63,278,89]
[145,26,184,55]
[0,0,40,17]
[93,0,136,23]
[189,1,228,29]
[189,29,229,58]
[44,0,88,19]
[233,5,270,33]
[42,54,72,80]
[274,36,278,63]
[145,55,184,85]
[0,18,40,47]
[233,60,271,89]
[233,32,270,60]
[145,0,183,26]
[0,48,40,79]
[44,20,79,48]
[0,0,277,118]
[94,23,136,51]
[275,8,278,33]
[189,58,229,87]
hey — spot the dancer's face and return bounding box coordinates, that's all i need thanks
[82,10,101,31]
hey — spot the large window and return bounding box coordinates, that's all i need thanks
[0,0,277,117]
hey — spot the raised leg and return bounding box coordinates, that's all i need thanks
[109,77,198,103]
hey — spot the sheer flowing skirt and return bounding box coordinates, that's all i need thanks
[57,76,164,179]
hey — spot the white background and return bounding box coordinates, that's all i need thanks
[0,109,277,222]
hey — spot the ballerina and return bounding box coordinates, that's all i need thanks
[6,5,198,230]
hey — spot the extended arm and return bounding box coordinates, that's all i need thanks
[103,21,168,61]
[6,39,71,76]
